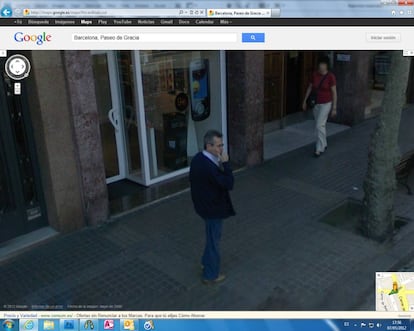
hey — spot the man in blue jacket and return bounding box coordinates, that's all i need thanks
[190,130,236,284]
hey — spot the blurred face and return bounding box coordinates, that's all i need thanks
[206,136,224,157]
[318,62,328,73]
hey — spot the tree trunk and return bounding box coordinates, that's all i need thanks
[361,51,411,241]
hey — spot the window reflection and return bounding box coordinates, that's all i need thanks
[118,51,142,179]
[140,51,223,180]
[92,53,120,179]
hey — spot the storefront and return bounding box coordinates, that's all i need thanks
[2,49,407,245]
[0,49,229,244]
[263,50,397,128]
[0,50,227,244]
[91,50,227,186]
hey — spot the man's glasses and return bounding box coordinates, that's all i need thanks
[209,143,224,147]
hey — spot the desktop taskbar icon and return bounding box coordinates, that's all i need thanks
[63,321,75,330]
[122,321,134,331]
[103,320,114,330]
[43,321,55,331]
[2,320,16,331]
[23,321,35,331]
[83,321,94,330]
[143,321,154,331]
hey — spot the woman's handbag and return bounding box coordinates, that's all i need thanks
[306,73,328,109]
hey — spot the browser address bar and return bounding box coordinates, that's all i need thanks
[72,33,237,43]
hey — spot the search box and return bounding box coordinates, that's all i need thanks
[242,33,265,43]
[72,33,237,43]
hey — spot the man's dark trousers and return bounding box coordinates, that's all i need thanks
[202,218,223,280]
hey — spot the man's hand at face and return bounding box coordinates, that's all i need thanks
[219,152,229,163]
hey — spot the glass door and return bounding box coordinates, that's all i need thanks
[92,51,226,187]
[92,51,126,184]
[92,51,146,186]
[117,51,145,185]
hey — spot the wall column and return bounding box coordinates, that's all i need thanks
[334,51,371,125]
[227,51,265,168]
[62,51,109,226]
[28,51,85,232]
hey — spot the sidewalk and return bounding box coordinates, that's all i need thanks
[264,119,349,160]
[1,108,414,311]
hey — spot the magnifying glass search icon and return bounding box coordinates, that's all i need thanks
[242,33,265,43]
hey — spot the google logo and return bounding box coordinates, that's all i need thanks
[14,32,52,45]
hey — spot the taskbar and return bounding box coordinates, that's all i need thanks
[0,317,413,331]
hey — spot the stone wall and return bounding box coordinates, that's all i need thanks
[333,51,371,125]
[227,51,265,168]
[62,51,109,226]
[27,50,108,232]
[28,51,85,232]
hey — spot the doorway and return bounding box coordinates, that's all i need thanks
[0,56,48,243]
[264,51,319,129]
[92,51,145,186]
[264,51,286,123]
[93,51,226,190]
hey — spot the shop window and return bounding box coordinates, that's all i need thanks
[140,51,223,179]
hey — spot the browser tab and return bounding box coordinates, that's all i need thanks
[207,8,271,18]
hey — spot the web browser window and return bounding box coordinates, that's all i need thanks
[1,0,414,328]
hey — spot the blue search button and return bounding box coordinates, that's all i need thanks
[242,33,265,43]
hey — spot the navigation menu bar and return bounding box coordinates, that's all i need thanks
[1,18,414,26]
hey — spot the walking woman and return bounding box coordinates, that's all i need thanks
[302,56,337,157]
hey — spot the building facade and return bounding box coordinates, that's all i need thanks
[0,50,410,244]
